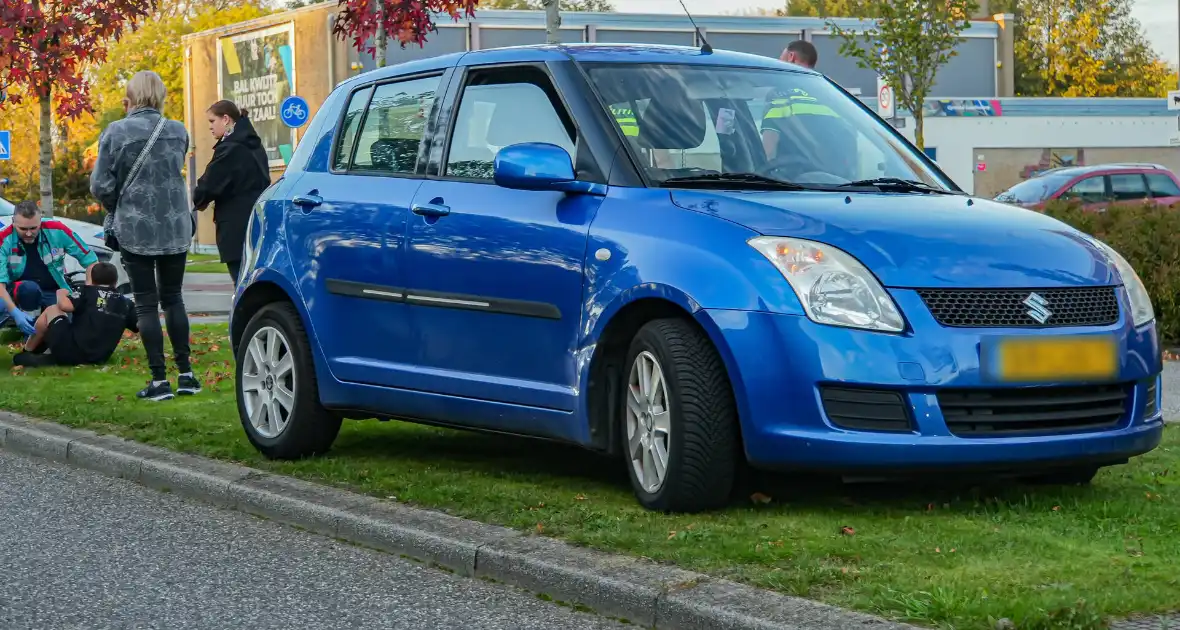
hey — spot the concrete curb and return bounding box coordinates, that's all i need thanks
[0,413,917,630]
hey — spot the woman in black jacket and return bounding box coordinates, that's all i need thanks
[193,100,271,285]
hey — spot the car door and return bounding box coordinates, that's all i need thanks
[399,63,604,412]
[1145,172,1180,206]
[284,71,448,387]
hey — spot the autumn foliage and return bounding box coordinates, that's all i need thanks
[333,0,479,56]
[0,0,158,119]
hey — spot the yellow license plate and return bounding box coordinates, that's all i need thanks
[991,336,1118,383]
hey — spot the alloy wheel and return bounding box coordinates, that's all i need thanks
[241,326,297,438]
[626,350,672,494]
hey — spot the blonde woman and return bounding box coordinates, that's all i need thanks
[90,70,198,402]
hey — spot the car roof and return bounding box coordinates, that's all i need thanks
[1035,163,1171,178]
[341,43,817,89]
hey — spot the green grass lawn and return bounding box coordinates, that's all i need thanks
[186,253,227,275]
[1,324,1176,629]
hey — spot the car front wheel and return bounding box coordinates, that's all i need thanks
[622,318,739,513]
[236,302,341,459]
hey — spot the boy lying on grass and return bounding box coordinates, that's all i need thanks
[14,261,137,368]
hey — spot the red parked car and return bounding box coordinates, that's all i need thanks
[994,163,1180,210]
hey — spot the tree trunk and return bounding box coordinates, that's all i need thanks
[544,0,561,44]
[38,89,55,217]
[374,3,386,68]
[914,111,925,151]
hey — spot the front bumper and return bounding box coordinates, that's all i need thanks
[706,288,1165,473]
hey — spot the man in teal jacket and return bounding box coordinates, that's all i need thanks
[0,201,98,335]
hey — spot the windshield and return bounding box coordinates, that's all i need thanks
[994,173,1073,204]
[0,196,13,217]
[584,63,952,191]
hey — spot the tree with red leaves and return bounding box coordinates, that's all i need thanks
[0,0,156,214]
[333,0,479,68]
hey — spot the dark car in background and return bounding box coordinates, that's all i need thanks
[994,163,1180,210]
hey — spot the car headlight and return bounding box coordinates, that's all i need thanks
[748,236,905,332]
[1085,236,1154,328]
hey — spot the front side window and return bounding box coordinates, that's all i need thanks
[1062,176,1106,203]
[351,75,441,175]
[445,67,576,181]
[585,63,952,190]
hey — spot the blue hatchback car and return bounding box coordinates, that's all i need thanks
[230,44,1164,513]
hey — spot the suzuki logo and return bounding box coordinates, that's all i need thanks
[1023,292,1053,324]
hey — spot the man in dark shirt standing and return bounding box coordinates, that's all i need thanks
[17,262,138,367]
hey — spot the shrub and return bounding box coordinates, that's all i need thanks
[1041,199,1180,343]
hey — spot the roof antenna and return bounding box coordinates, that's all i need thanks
[677,0,712,54]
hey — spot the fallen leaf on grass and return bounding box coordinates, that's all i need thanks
[116,396,124,402]
[750,492,772,505]
[840,526,855,536]
[210,344,220,352]
[668,531,677,540]
[87,396,98,403]
[574,494,586,501]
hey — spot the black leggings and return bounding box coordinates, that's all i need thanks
[122,251,191,381]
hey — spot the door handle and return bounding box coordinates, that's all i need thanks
[292,192,323,208]
[412,202,451,217]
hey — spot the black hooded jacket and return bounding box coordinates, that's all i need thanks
[192,115,271,263]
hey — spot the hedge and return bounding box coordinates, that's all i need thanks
[1040,199,1180,343]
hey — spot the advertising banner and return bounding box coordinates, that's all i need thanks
[218,23,296,167]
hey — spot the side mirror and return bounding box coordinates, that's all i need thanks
[493,142,605,195]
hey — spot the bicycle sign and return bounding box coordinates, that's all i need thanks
[280,95,310,128]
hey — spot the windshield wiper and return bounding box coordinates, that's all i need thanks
[836,177,960,194]
[660,173,809,190]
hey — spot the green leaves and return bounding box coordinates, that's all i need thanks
[332,0,480,57]
[828,0,976,149]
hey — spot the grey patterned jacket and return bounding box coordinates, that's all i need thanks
[90,107,193,256]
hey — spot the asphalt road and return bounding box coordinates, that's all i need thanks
[0,451,628,630]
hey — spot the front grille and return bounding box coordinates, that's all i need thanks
[917,287,1119,328]
[820,387,913,432]
[939,384,1129,437]
[1143,378,1159,418]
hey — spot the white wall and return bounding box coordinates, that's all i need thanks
[890,116,1180,195]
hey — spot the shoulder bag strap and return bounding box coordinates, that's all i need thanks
[115,116,168,211]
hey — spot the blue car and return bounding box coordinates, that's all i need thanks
[230,44,1163,512]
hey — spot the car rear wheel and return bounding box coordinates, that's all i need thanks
[237,302,341,459]
[622,318,738,513]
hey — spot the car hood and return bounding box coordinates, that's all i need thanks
[670,190,1119,289]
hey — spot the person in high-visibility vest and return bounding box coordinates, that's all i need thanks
[609,102,677,168]
[610,104,640,137]
[761,40,855,178]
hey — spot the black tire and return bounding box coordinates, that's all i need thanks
[1023,466,1099,486]
[236,302,341,459]
[621,318,739,513]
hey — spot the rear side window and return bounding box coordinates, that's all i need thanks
[1110,173,1147,201]
[1147,173,1180,197]
[351,75,441,175]
[333,87,372,171]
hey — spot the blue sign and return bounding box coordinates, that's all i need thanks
[0,130,10,161]
[279,96,310,128]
